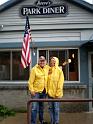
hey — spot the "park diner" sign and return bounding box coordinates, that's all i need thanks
[20,0,68,17]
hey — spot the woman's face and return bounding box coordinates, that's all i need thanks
[50,58,56,67]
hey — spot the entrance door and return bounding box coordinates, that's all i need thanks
[89,53,93,111]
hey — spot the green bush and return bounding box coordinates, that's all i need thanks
[0,105,16,117]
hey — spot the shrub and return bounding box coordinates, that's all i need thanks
[0,105,16,117]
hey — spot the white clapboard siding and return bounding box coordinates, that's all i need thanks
[81,30,93,41]
[0,23,93,32]
[1,23,93,32]
[0,31,80,43]
[0,0,93,29]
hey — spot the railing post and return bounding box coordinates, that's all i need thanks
[27,101,31,124]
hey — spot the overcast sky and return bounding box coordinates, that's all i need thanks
[0,0,93,5]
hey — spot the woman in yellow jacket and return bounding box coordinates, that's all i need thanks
[48,57,64,124]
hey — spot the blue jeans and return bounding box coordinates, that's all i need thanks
[48,97,60,124]
[31,92,46,124]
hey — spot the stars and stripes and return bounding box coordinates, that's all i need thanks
[21,16,31,68]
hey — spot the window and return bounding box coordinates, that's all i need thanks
[39,49,79,81]
[0,52,10,80]
[12,51,29,80]
[0,51,29,81]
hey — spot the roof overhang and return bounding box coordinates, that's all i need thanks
[0,0,93,13]
[82,40,93,47]
[65,0,93,13]
[0,0,25,12]
[0,40,88,49]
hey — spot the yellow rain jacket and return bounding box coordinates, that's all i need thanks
[28,64,49,93]
[48,57,64,98]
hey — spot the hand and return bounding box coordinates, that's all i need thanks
[31,91,35,96]
[55,96,60,98]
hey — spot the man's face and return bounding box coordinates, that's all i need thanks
[38,56,46,68]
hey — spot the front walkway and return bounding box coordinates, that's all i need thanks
[0,112,93,124]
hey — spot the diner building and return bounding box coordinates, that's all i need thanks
[0,0,93,111]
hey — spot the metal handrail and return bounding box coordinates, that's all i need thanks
[27,98,93,124]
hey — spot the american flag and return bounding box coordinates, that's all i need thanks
[21,16,31,68]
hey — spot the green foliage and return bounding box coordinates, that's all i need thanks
[0,105,16,117]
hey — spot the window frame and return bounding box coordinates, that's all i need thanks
[0,49,31,83]
[37,47,80,83]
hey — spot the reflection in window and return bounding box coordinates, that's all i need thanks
[49,50,68,80]
[12,51,29,80]
[39,50,48,62]
[39,49,79,81]
[39,50,46,58]
[0,51,29,81]
[69,49,78,81]
[0,52,10,80]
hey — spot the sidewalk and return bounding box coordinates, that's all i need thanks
[0,112,93,124]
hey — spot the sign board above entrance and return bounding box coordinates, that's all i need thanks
[20,0,68,17]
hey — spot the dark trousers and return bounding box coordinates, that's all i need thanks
[31,92,46,124]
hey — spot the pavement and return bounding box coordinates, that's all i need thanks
[0,112,93,124]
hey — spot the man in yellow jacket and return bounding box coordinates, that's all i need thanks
[28,56,49,124]
[48,57,64,124]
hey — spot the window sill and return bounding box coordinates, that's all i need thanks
[0,81,87,90]
[0,81,27,84]
[0,81,27,90]
[64,83,87,89]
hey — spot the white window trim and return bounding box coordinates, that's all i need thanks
[37,47,80,83]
